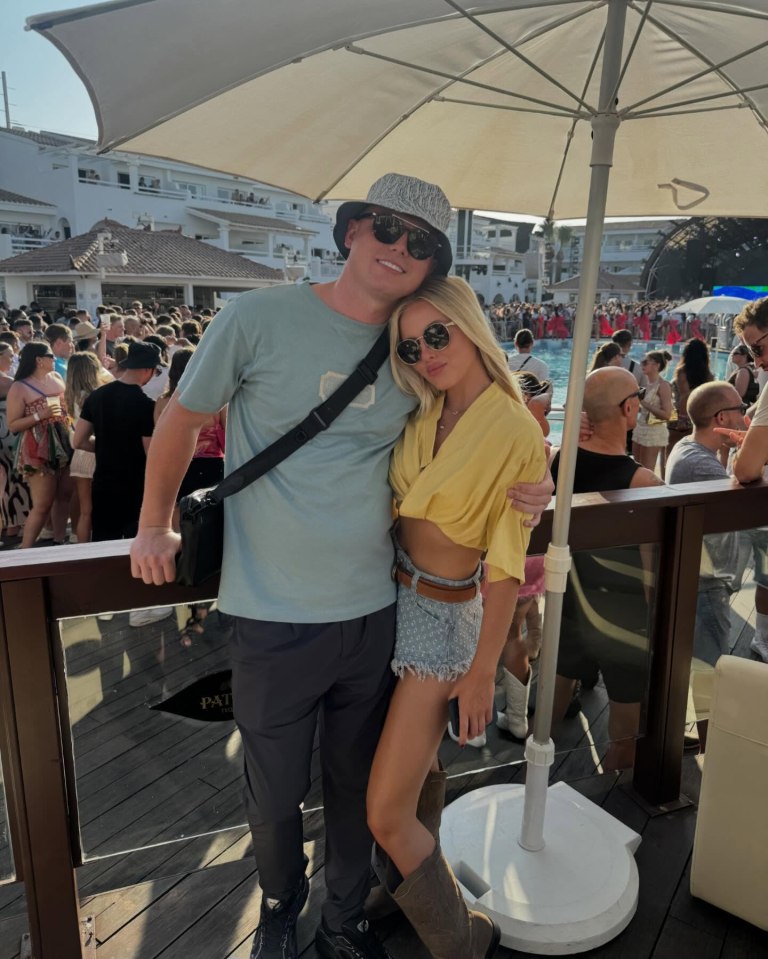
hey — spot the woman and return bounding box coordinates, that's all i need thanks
[632,350,673,472]
[589,340,623,371]
[728,344,759,406]
[665,338,714,467]
[155,347,226,647]
[366,277,545,959]
[65,352,112,544]
[6,342,72,548]
[0,342,32,542]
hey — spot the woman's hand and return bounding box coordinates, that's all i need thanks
[42,401,62,420]
[450,669,494,746]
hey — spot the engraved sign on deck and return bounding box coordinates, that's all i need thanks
[151,669,234,721]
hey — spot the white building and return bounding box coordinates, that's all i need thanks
[564,219,674,290]
[451,211,535,304]
[0,127,342,293]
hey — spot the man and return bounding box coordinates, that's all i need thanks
[104,314,125,357]
[12,317,34,345]
[666,381,747,722]
[551,366,661,771]
[74,341,159,541]
[130,173,551,959]
[507,328,549,381]
[45,323,75,378]
[611,329,647,388]
[715,297,768,660]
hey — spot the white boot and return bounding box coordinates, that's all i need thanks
[496,667,530,739]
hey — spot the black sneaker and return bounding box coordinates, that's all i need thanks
[315,916,392,959]
[250,874,309,959]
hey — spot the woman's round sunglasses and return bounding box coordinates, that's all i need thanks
[356,212,441,261]
[396,321,455,365]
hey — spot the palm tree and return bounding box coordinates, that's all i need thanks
[541,220,574,285]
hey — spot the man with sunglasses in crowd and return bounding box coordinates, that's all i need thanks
[130,173,553,959]
[550,366,661,772]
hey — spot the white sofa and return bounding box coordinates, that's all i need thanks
[690,655,768,931]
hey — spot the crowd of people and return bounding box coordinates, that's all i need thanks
[487,297,710,345]
[2,169,768,959]
[0,298,220,549]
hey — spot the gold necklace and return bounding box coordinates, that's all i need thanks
[437,405,468,431]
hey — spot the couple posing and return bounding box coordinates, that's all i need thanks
[131,174,552,959]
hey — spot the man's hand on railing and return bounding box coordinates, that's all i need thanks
[130,528,181,585]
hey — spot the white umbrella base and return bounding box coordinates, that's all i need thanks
[440,781,640,955]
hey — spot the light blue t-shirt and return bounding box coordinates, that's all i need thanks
[177,283,416,622]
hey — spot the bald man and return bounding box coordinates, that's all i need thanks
[668,381,767,667]
[551,367,662,771]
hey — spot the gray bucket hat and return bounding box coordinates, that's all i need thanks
[333,173,453,275]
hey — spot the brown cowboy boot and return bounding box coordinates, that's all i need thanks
[392,843,500,959]
[365,765,448,920]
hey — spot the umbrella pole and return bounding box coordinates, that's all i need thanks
[519,0,627,854]
[440,4,641,953]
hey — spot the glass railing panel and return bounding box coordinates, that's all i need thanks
[58,601,246,863]
[436,541,658,781]
[686,525,766,743]
[0,753,14,884]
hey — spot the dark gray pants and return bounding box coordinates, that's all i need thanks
[229,604,396,929]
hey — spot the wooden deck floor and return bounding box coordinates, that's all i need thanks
[0,581,765,958]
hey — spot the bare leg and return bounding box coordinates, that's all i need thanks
[632,442,661,472]
[367,672,452,879]
[552,674,577,725]
[50,467,72,541]
[75,477,93,544]
[603,700,641,771]
[755,584,768,615]
[501,596,533,681]
[21,473,57,548]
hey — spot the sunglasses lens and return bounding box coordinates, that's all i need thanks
[422,323,451,350]
[371,215,405,245]
[396,340,421,365]
[406,230,439,261]
[369,214,438,261]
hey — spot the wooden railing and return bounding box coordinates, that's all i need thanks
[0,477,766,957]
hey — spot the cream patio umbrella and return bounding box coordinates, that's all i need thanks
[29,0,768,952]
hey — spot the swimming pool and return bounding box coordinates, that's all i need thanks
[503,339,733,444]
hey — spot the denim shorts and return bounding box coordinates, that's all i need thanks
[391,544,483,682]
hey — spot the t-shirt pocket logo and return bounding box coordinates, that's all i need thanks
[319,372,376,409]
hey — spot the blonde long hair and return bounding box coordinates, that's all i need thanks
[65,352,107,415]
[389,276,523,416]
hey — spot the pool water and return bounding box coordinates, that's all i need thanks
[503,339,732,444]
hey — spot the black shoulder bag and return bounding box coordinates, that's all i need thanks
[175,328,390,587]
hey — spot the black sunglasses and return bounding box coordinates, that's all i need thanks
[743,330,768,359]
[39,351,55,358]
[618,386,646,407]
[396,321,455,365]
[356,212,441,261]
[715,404,748,416]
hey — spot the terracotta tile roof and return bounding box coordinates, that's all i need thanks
[189,207,310,233]
[0,219,284,281]
[0,189,56,208]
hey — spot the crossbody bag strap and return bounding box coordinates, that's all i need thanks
[210,327,390,503]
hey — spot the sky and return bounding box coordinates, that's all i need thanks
[1,0,100,140]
